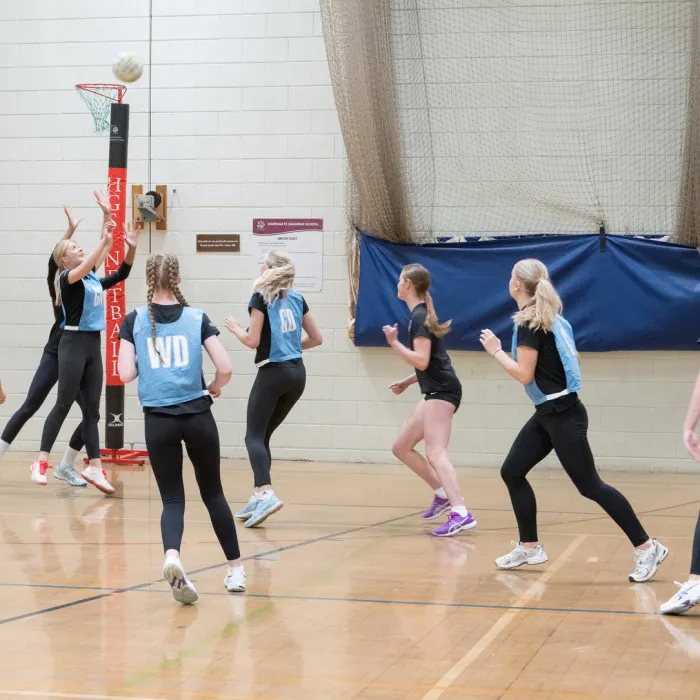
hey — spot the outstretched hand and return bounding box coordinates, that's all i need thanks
[63,206,82,236]
[382,323,399,346]
[94,190,112,217]
[479,329,502,356]
[101,220,115,249]
[224,316,241,335]
[124,220,139,249]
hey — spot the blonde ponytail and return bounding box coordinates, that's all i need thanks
[254,250,295,306]
[52,240,72,307]
[401,263,451,338]
[512,259,562,332]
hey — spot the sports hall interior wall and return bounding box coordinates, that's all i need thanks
[0,0,696,471]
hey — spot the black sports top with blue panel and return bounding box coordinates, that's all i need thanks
[59,261,132,331]
[249,291,309,366]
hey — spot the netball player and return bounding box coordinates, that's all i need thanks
[479,258,667,582]
[660,370,700,613]
[118,252,245,604]
[383,263,476,537]
[29,193,138,494]
[0,204,110,487]
[225,250,322,528]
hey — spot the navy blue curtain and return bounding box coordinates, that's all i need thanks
[355,233,700,351]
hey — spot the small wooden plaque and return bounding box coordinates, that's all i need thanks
[196,234,241,253]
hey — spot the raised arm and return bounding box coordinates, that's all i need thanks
[301,312,322,350]
[66,221,112,285]
[118,339,138,384]
[225,309,264,350]
[382,324,430,371]
[479,329,537,385]
[99,220,139,289]
[203,336,233,398]
[62,206,82,241]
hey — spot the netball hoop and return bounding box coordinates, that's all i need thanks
[76,82,148,468]
[75,83,126,134]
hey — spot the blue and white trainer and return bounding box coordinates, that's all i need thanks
[235,494,259,521]
[244,492,284,528]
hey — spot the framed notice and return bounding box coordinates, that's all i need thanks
[252,218,323,292]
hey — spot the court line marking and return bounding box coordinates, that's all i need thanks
[134,587,670,617]
[420,534,588,700]
[0,509,422,626]
[0,580,678,618]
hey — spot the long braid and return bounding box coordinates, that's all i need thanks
[166,255,188,307]
[145,254,162,363]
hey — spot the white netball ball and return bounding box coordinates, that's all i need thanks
[112,52,143,83]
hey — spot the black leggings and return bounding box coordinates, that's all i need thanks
[2,347,84,450]
[691,511,700,576]
[246,359,306,488]
[40,332,102,460]
[145,409,240,561]
[501,400,649,547]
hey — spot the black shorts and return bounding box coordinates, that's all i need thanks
[424,387,462,412]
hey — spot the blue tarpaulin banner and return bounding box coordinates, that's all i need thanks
[355,233,700,351]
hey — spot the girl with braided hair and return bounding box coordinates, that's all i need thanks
[225,250,322,528]
[29,194,138,495]
[118,252,245,605]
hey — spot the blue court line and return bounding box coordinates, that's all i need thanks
[0,510,422,626]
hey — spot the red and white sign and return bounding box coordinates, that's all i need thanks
[105,168,127,386]
[252,218,323,292]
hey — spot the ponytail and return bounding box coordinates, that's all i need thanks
[51,240,72,308]
[512,259,562,332]
[424,291,451,338]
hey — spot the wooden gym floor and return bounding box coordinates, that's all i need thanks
[0,456,698,700]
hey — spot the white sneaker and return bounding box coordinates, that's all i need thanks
[54,463,87,487]
[163,556,198,605]
[224,565,247,592]
[496,541,548,570]
[81,466,115,495]
[30,460,51,486]
[629,539,668,582]
[235,494,259,520]
[660,580,700,615]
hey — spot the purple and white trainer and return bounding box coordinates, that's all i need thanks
[422,495,451,520]
[431,510,477,537]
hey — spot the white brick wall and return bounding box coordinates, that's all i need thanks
[0,2,696,472]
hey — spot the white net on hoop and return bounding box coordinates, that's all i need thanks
[75,84,125,133]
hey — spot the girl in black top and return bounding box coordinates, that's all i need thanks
[29,193,138,495]
[383,263,476,538]
[480,258,667,582]
[0,200,109,486]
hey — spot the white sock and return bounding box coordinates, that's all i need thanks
[434,487,447,499]
[60,447,79,468]
[0,440,9,461]
[452,505,468,517]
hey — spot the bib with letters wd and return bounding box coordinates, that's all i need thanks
[133,306,206,407]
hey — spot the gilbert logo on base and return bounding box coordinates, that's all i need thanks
[108,413,124,428]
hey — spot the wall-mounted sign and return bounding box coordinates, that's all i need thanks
[252,218,323,292]
[196,234,241,253]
